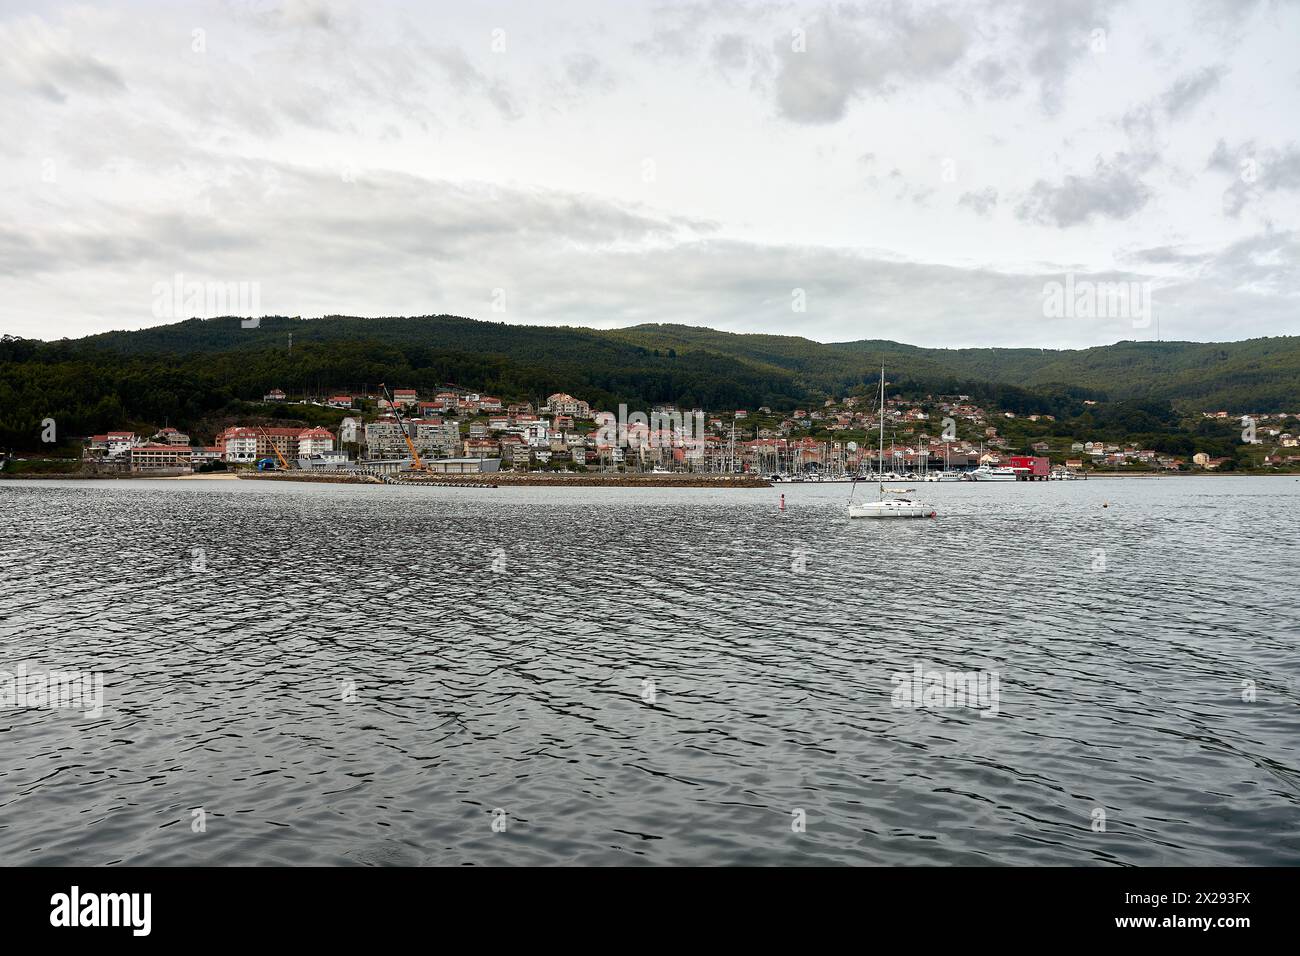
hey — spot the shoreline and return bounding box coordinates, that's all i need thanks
[3,469,1294,484]
[238,471,773,488]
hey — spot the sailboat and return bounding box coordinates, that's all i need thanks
[849,366,937,519]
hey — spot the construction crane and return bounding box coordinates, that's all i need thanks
[378,383,426,471]
[256,426,294,471]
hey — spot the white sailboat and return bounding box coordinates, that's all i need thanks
[849,366,937,520]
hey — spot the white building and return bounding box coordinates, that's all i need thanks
[297,427,335,457]
[339,417,363,444]
[521,421,550,446]
[105,432,139,458]
[223,428,259,463]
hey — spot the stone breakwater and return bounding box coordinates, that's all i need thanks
[239,471,771,488]
[403,473,771,488]
[238,471,383,484]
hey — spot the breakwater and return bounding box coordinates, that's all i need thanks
[238,471,770,488]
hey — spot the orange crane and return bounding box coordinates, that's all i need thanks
[379,384,426,471]
[256,426,294,470]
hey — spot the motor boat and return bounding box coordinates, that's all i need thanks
[964,464,1019,481]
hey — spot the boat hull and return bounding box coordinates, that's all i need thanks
[849,502,935,519]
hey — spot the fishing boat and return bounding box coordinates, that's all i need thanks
[849,366,936,520]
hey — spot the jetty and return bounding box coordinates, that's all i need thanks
[238,471,770,488]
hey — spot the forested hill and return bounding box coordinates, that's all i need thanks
[52,314,1300,409]
[1,314,1297,450]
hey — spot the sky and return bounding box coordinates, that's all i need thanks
[1,0,1298,348]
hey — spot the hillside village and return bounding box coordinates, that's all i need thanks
[68,385,1300,477]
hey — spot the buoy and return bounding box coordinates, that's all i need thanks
[1103,502,1109,508]
[780,493,785,511]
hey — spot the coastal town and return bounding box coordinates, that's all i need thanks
[58,385,1300,479]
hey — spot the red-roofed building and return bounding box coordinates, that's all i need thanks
[105,432,139,458]
[297,427,335,457]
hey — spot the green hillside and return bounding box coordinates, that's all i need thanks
[1,314,1297,452]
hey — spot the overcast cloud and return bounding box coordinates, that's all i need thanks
[1,0,1297,348]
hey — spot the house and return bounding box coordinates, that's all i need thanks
[152,427,190,445]
[327,395,354,409]
[521,421,550,445]
[105,432,139,458]
[1031,441,1051,453]
[264,389,286,402]
[734,410,748,419]
[479,396,503,412]
[546,393,591,418]
[1065,459,1084,470]
[392,388,419,407]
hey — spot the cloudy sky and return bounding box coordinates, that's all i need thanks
[2,0,1298,347]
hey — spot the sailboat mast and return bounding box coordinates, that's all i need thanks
[878,365,885,477]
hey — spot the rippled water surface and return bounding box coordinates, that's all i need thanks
[1,476,1297,866]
